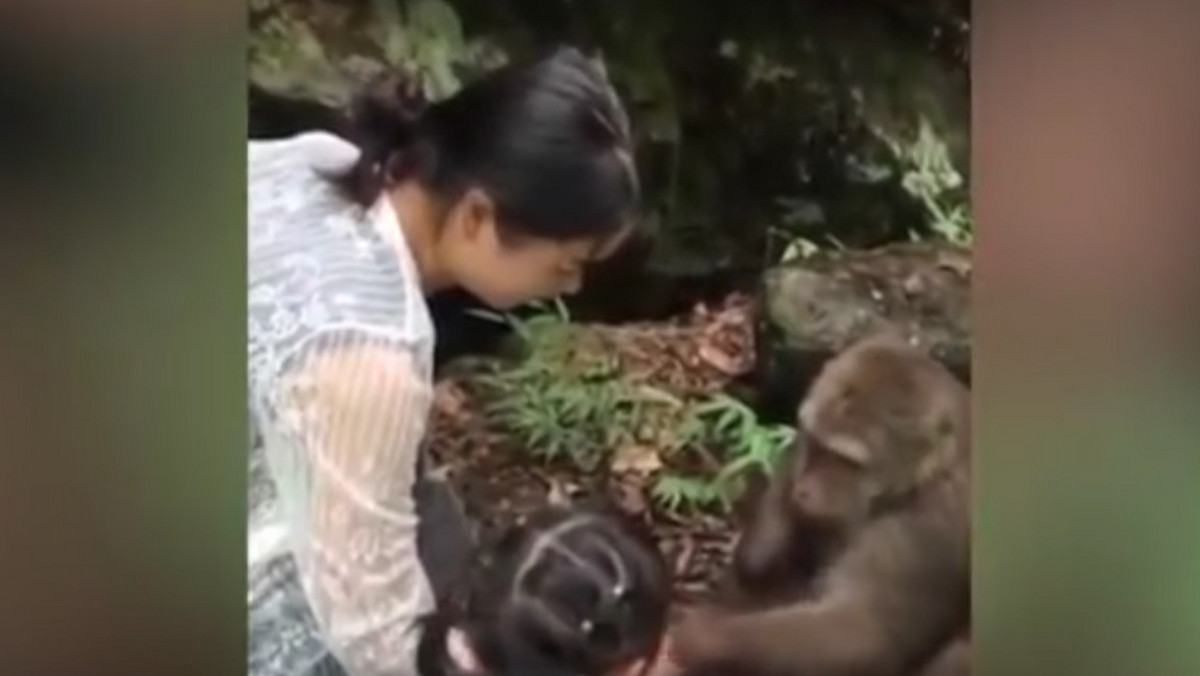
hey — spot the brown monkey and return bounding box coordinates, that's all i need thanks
[671,333,971,676]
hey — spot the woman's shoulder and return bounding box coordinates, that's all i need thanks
[248,131,362,228]
[249,131,360,182]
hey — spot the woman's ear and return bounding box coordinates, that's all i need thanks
[449,188,497,244]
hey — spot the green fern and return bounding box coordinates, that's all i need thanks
[473,301,797,514]
[652,474,729,514]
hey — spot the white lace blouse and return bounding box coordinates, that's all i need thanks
[248,132,436,676]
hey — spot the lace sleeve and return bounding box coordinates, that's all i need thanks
[268,331,435,676]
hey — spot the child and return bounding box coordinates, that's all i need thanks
[416,503,673,676]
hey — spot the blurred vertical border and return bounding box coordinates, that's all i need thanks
[975,1,1200,675]
[0,1,245,674]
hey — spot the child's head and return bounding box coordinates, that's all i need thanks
[418,503,671,676]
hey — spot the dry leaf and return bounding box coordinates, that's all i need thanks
[936,252,972,277]
[612,480,649,514]
[545,477,571,506]
[432,380,468,418]
[673,536,697,576]
[697,342,750,375]
[611,443,664,476]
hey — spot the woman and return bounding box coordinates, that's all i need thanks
[248,47,640,676]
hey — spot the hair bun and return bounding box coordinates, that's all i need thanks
[349,72,428,149]
[338,72,430,205]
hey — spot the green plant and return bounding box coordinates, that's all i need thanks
[370,0,469,100]
[467,297,571,350]
[473,299,634,470]
[481,377,624,470]
[471,302,796,516]
[886,116,972,245]
[651,394,795,515]
[774,115,970,262]
[650,474,727,514]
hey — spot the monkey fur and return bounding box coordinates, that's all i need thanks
[672,333,971,676]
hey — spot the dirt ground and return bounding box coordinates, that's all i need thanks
[427,293,757,601]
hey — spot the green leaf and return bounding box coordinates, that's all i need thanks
[552,296,571,322]
[715,454,759,482]
[464,308,510,326]
[653,473,727,514]
[716,406,743,435]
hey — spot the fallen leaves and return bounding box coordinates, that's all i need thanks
[544,475,574,506]
[694,294,756,377]
[696,344,744,376]
[935,250,972,278]
[431,379,470,420]
[611,443,664,476]
[611,478,650,514]
[427,293,758,599]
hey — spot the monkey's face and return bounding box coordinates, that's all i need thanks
[787,437,875,528]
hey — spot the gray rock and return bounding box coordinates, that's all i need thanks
[754,242,970,421]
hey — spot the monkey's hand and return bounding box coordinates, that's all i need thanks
[668,605,737,668]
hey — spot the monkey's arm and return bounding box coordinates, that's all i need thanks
[731,474,797,589]
[680,515,962,676]
[692,587,898,676]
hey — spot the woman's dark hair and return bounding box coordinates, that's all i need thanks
[336,46,639,243]
[416,503,671,676]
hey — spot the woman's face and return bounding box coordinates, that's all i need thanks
[442,189,633,310]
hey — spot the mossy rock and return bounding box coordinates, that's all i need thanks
[248,0,506,122]
[754,242,970,422]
